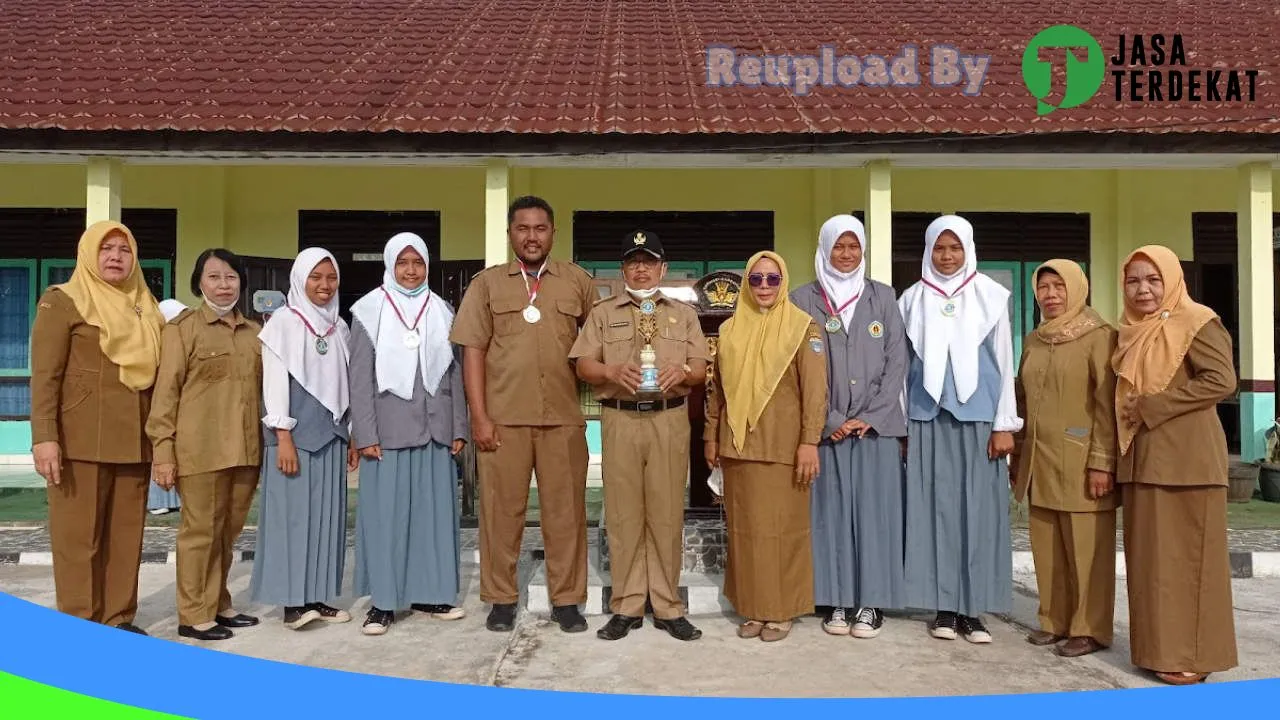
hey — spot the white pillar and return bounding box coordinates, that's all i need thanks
[1237,162,1275,462]
[485,159,510,268]
[865,160,893,284]
[86,157,123,225]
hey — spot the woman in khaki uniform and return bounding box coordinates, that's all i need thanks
[30,220,164,634]
[1112,245,1238,685]
[147,249,263,642]
[1012,259,1118,658]
[705,250,827,643]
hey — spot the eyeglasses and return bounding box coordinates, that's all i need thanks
[747,273,782,288]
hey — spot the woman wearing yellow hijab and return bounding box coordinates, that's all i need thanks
[1012,260,1118,659]
[30,220,163,635]
[704,251,828,642]
[1111,245,1238,685]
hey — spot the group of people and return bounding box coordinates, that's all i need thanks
[28,196,1237,688]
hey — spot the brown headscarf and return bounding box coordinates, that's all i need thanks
[1032,259,1106,345]
[1111,245,1218,453]
[55,221,164,391]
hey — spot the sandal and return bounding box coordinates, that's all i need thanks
[760,621,792,642]
[737,620,765,639]
[1154,671,1209,685]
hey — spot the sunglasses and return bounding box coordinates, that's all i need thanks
[747,272,782,288]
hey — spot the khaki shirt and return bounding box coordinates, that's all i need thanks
[450,259,595,427]
[704,320,829,464]
[29,288,153,464]
[1013,323,1119,512]
[568,292,710,401]
[1117,319,1236,489]
[146,304,264,476]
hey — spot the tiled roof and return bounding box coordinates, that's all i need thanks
[0,0,1276,136]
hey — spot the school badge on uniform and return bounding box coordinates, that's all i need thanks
[809,336,824,353]
[868,321,884,338]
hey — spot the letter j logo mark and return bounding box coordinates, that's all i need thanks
[1022,25,1105,116]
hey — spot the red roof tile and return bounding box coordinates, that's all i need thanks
[0,0,1276,137]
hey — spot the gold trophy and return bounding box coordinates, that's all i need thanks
[636,301,662,401]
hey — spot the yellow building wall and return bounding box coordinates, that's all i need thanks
[0,162,1266,319]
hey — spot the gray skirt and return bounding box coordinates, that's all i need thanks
[353,442,461,611]
[903,411,1012,616]
[250,438,348,607]
[147,481,181,511]
[812,433,906,610]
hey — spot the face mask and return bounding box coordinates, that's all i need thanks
[626,286,660,300]
[203,294,237,317]
[395,281,429,297]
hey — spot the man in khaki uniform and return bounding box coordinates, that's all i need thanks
[570,230,709,642]
[451,196,596,633]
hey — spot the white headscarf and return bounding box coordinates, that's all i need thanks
[897,215,1010,404]
[158,299,187,323]
[815,214,867,328]
[350,232,455,399]
[258,247,351,423]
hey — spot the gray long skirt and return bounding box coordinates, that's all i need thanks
[147,481,181,511]
[250,438,348,607]
[353,442,461,611]
[903,411,1012,616]
[812,433,906,609]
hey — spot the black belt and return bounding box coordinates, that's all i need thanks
[599,397,686,413]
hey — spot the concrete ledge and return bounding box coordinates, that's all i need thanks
[0,549,484,566]
[526,560,730,616]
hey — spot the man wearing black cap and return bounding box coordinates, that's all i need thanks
[570,230,709,641]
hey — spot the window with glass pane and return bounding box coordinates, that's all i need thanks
[0,266,32,371]
[0,382,30,418]
[142,266,167,299]
[45,264,74,288]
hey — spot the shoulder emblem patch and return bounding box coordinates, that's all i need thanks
[809,337,824,353]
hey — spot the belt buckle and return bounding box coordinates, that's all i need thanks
[637,400,657,412]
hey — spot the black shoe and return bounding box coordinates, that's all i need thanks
[653,616,702,641]
[930,611,959,640]
[411,603,467,620]
[551,605,588,633]
[178,624,233,641]
[283,606,322,630]
[215,613,259,629]
[114,623,148,636]
[362,608,395,636]
[486,603,518,632]
[958,614,993,644]
[305,603,352,623]
[596,614,643,640]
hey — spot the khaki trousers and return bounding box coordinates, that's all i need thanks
[175,467,259,625]
[600,406,689,619]
[478,424,588,606]
[47,461,149,627]
[1028,504,1117,646]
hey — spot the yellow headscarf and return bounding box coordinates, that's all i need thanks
[716,251,814,452]
[1111,245,1218,454]
[1032,259,1107,345]
[55,221,164,391]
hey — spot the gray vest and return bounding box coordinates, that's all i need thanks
[906,332,1002,423]
[262,377,349,453]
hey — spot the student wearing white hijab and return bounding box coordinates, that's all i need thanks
[348,232,469,636]
[146,299,188,516]
[898,215,1022,644]
[790,215,910,639]
[249,247,358,631]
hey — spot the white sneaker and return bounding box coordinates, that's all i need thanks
[851,607,884,639]
[823,607,851,636]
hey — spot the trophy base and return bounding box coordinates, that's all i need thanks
[634,386,664,403]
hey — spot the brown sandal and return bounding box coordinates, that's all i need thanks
[1026,629,1065,646]
[737,620,765,639]
[760,621,792,642]
[1155,671,1209,685]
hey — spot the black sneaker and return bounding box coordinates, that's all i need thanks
[486,603,518,632]
[930,611,958,640]
[306,603,352,624]
[362,608,394,636]
[283,606,322,630]
[411,603,467,620]
[114,623,148,636]
[596,614,643,640]
[851,607,884,639]
[653,616,702,641]
[550,605,588,633]
[958,614,993,644]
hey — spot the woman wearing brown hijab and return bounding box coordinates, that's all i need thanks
[1112,245,1238,685]
[1013,260,1118,658]
[30,220,164,634]
[704,250,828,642]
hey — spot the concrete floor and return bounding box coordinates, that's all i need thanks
[2,558,1276,697]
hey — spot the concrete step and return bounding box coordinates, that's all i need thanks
[525,559,729,616]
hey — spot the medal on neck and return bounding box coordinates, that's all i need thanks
[521,260,547,323]
[382,287,428,349]
[289,306,336,355]
[819,286,858,333]
[922,273,976,319]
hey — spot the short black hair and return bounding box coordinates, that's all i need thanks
[190,248,247,297]
[507,195,555,227]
